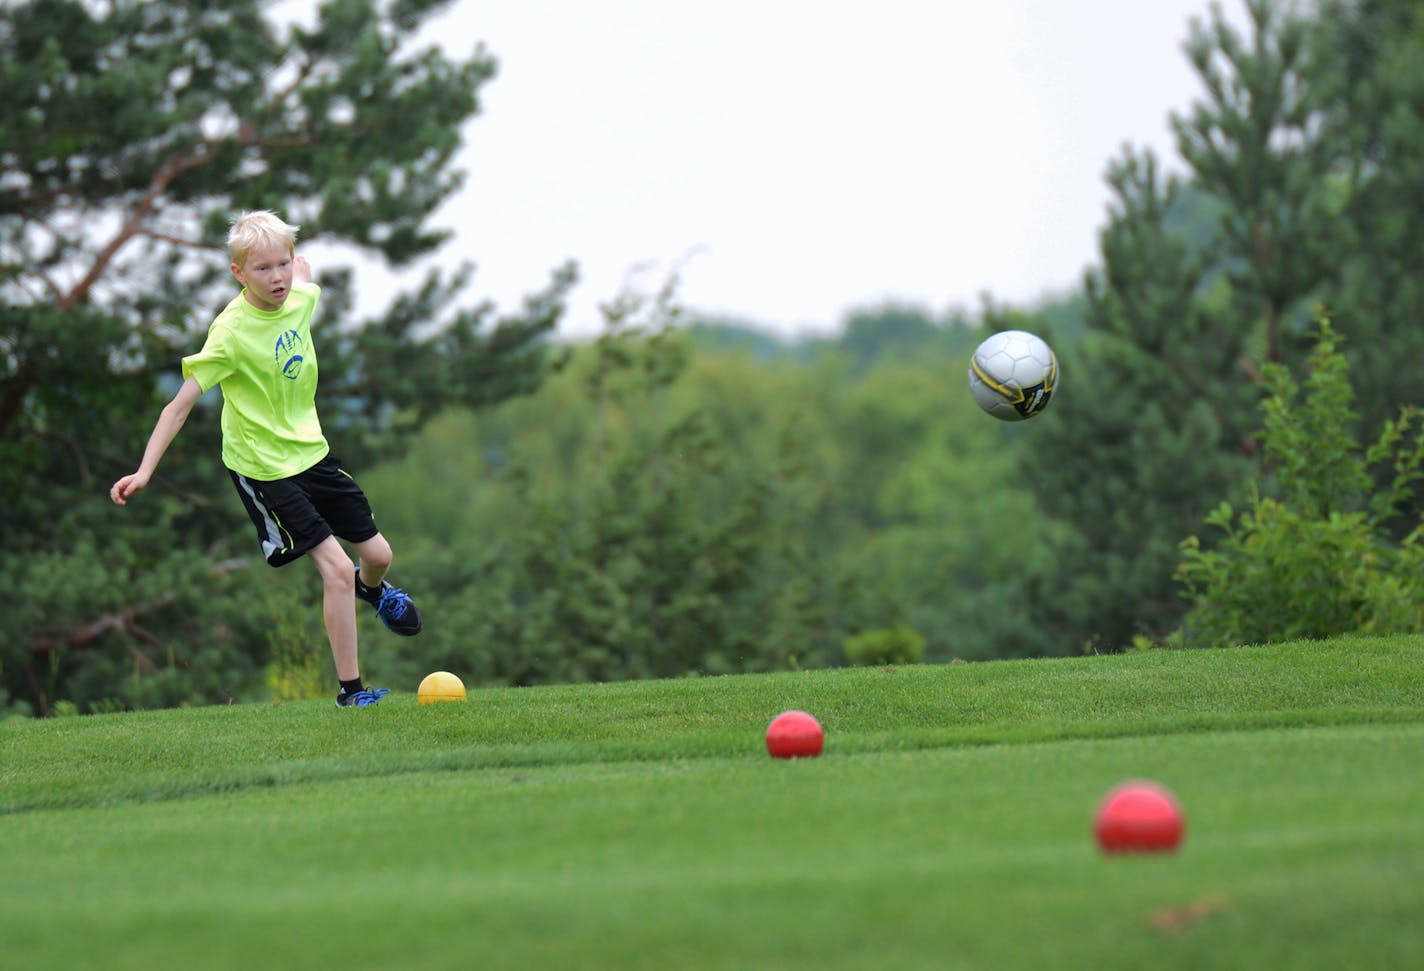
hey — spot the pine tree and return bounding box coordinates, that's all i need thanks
[1316,0,1424,449]
[1021,0,1347,652]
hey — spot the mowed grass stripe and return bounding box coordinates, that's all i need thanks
[2,723,1421,971]
[3,636,1422,813]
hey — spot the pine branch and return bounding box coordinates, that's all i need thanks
[62,140,220,308]
[28,559,251,658]
[30,594,176,655]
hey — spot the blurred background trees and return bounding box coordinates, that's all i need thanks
[6,0,1424,715]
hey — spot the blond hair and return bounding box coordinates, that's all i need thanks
[227,210,300,265]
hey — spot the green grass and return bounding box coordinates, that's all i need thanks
[3,636,1423,970]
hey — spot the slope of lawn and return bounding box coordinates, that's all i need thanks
[2,636,1422,970]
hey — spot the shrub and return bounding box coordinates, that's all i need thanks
[1176,317,1424,647]
[844,624,927,666]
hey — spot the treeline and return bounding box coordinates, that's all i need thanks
[355,294,1053,692]
[6,0,1424,715]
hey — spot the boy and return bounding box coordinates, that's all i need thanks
[110,210,421,708]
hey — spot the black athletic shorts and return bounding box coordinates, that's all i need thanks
[228,453,379,567]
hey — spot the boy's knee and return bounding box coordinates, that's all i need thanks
[309,542,356,590]
[320,561,356,593]
[361,535,393,572]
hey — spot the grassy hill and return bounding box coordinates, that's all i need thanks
[3,637,1422,970]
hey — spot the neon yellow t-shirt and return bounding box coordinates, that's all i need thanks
[182,282,329,480]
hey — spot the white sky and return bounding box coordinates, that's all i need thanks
[323,0,1245,338]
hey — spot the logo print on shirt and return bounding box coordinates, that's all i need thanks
[275,329,304,380]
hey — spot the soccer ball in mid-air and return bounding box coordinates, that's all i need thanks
[967,330,1058,421]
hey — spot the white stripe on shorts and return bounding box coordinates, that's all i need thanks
[233,474,287,562]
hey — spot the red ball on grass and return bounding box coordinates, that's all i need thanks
[765,710,824,759]
[1094,780,1185,853]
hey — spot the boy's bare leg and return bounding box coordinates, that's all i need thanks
[350,530,422,637]
[352,532,394,590]
[309,535,360,681]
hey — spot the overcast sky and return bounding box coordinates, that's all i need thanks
[315,1,1245,338]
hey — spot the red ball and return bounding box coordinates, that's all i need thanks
[1094,780,1185,853]
[765,710,824,759]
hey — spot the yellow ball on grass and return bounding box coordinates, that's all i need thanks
[417,670,467,704]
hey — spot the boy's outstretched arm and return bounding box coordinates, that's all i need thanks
[110,376,204,505]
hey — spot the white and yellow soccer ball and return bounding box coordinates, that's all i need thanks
[967,330,1059,421]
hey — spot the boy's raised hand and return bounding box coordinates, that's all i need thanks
[294,254,311,284]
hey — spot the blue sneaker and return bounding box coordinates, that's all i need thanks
[335,687,391,708]
[355,567,423,636]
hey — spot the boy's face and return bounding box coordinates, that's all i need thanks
[232,243,294,312]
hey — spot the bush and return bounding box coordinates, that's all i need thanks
[1176,317,1424,647]
[844,625,927,666]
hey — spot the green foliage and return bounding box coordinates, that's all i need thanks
[1177,318,1424,647]
[1316,0,1424,437]
[1174,0,1341,357]
[258,576,331,702]
[836,301,979,370]
[360,291,1059,685]
[1258,320,1371,517]
[373,283,847,684]
[0,526,281,715]
[1011,147,1261,654]
[1177,496,1382,647]
[1017,0,1424,654]
[843,624,926,666]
